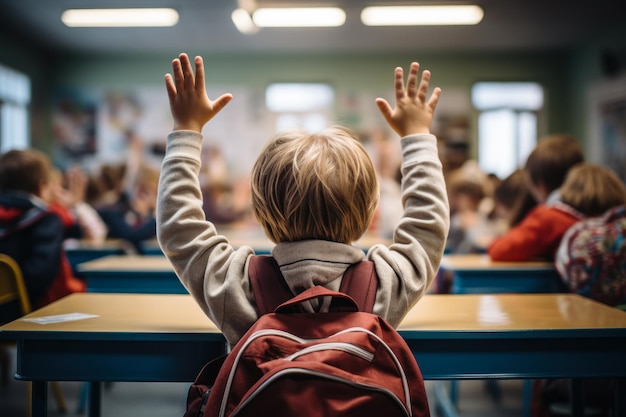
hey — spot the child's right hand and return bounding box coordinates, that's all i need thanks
[165,53,233,133]
[375,62,441,137]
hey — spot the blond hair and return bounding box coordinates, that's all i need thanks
[560,163,626,217]
[251,126,379,243]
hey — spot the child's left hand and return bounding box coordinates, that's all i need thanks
[165,53,233,133]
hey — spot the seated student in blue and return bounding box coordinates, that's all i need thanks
[156,53,449,346]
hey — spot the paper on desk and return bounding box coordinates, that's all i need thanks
[21,312,99,325]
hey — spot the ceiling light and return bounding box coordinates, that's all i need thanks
[252,7,346,27]
[232,8,260,34]
[61,8,179,27]
[361,5,484,26]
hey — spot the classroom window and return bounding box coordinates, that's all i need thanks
[265,82,334,132]
[472,82,543,179]
[0,64,31,152]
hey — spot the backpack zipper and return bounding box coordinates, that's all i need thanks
[283,341,374,362]
[229,367,411,417]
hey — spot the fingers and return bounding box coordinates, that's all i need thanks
[406,62,420,98]
[428,87,442,111]
[375,97,393,122]
[394,67,405,102]
[164,73,176,102]
[213,93,234,114]
[417,69,431,102]
[179,53,195,91]
[165,53,202,103]
[194,56,205,94]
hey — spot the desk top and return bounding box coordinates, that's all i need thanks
[0,293,219,339]
[3,293,625,340]
[399,293,626,332]
[64,238,130,251]
[77,255,173,272]
[441,254,554,271]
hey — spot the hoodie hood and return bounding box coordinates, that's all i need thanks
[0,192,49,239]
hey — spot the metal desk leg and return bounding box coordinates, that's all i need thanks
[31,380,48,417]
[570,379,584,417]
[522,380,532,417]
[617,377,626,417]
[88,381,102,417]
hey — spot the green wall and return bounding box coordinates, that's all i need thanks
[1,20,625,155]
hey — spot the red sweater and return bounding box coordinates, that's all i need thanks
[488,203,583,262]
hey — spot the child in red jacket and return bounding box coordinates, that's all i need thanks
[487,134,584,261]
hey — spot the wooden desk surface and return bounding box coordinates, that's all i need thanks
[0,293,218,336]
[64,239,129,251]
[441,254,554,271]
[4,293,625,338]
[77,255,173,273]
[399,293,626,332]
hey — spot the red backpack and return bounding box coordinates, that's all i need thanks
[184,256,430,417]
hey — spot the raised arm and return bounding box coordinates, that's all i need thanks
[368,62,449,327]
[165,53,233,133]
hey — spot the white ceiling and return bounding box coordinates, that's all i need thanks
[0,0,624,55]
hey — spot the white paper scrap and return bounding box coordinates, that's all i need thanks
[21,312,99,325]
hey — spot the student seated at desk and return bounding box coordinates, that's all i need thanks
[0,149,85,319]
[157,54,449,346]
[555,163,626,307]
[96,135,160,254]
[534,163,626,417]
[488,134,585,261]
[445,173,487,254]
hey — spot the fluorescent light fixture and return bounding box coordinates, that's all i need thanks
[252,7,346,27]
[232,8,260,34]
[61,8,179,27]
[266,83,334,112]
[361,5,484,26]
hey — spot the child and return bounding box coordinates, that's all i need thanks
[0,149,85,313]
[445,174,487,254]
[487,134,584,261]
[48,166,108,243]
[555,163,626,307]
[491,169,537,231]
[157,53,449,345]
[97,163,159,253]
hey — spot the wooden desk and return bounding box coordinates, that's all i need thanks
[77,255,185,294]
[441,254,564,294]
[64,239,129,276]
[2,293,625,417]
[0,293,226,417]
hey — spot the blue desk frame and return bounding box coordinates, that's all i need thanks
[441,255,564,294]
[77,256,187,294]
[82,269,187,294]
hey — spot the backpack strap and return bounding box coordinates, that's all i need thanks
[248,255,378,315]
[338,260,377,313]
[248,256,294,316]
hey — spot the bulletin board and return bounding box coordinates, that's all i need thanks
[587,74,626,182]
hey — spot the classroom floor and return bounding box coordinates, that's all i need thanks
[0,346,525,417]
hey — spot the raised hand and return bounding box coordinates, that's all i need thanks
[375,62,441,137]
[164,53,233,133]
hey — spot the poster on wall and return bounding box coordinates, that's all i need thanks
[51,86,267,174]
[588,74,626,183]
[52,89,98,159]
